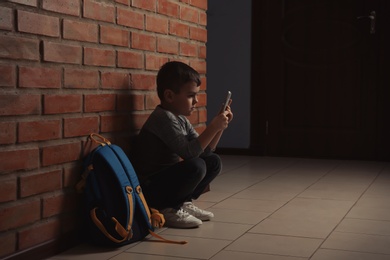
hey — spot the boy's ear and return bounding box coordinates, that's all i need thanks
[164,89,175,103]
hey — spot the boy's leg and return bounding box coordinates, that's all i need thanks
[191,153,222,200]
[142,157,207,210]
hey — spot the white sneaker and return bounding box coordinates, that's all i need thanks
[160,208,202,228]
[181,202,214,221]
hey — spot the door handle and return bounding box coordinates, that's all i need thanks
[357,11,376,34]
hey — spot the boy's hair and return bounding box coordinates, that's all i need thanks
[156,61,201,100]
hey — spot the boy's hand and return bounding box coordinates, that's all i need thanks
[211,99,233,131]
[209,112,229,131]
[220,99,233,123]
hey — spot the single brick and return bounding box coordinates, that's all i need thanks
[19,66,61,88]
[0,200,40,231]
[84,47,115,67]
[131,74,156,90]
[117,7,144,29]
[145,53,168,71]
[63,116,99,137]
[19,170,62,197]
[0,176,17,203]
[18,10,60,37]
[63,19,98,43]
[100,25,129,47]
[84,94,116,112]
[18,219,61,250]
[157,0,179,18]
[0,94,41,116]
[145,15,168,34]
[64,68,99,89]
[117,93,144,111]
[132,0,156,12]
[180,42,197,57]
[41,142,81,166]
[43,41,82,64]
[0,64,16,87]
[169,21,189,38]
[0,148,39,172]
[0,35,39,61]
[117,50,144,69]
[180,6,198,23]
[101,71,132,89]
[42,0,80,16]
[157,37,178,54]
[0,121,16,145]
[83,0,115,23]
[131,32,156,51]
[43,94,82,114]
[18,120,61,143]
[7,0,37,6]
[190,26,207,42]
[0,7,13,31]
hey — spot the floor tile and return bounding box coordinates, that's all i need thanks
[110,252,198,260]
[211,197,286,213]
[209,175,261,193]
[160,221,252,240]
[207,207,270,225]
[219,155,252,173]
[48,243,136,260]
[364,182,390,198]
[336,218,390,236]
[247,177,316,192]
[210,250,307,260]
[355,196,390,209]
[126,235,231,259]
[322,231,390,255]
[311,249,390,260]
[226,233,322,258]
[346,206,390,221]
[233,188,298,201]
[250,198,353,238]
[196,190,234,203]
[298,180,369,201]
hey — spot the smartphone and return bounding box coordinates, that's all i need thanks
[222,91,232,112]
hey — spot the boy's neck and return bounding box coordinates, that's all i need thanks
[159,103,178,116]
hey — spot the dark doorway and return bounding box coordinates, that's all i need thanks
[251,0,390,161]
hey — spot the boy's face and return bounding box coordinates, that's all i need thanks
[169,81,199,116]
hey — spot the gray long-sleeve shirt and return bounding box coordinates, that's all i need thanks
[132,105,204,181]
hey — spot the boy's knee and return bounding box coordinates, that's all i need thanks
[185,157,207,179]
[203,153,222,173]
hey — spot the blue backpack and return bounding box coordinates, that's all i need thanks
[77,134,186,246]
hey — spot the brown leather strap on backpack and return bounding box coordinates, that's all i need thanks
[135,186,187,244]
[89,185,134,244]
[89,133,111,146]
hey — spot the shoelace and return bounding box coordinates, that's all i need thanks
[185,203,203,213]
[176,208,190,217]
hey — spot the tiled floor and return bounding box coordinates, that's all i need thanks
[48,155,390,260]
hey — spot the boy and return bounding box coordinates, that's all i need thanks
[132,61,233,228]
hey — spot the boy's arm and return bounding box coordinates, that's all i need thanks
[197,112,227,150]
[208,130,223,151]
[197,102,233,151]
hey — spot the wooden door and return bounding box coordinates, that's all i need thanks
[251,0,389,160]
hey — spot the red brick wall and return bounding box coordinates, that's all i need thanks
[0,0,207,258]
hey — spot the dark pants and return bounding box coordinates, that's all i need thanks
[142,153,221,210]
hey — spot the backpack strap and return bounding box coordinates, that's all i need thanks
[90,185,134,243]
[89,133,111,146]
